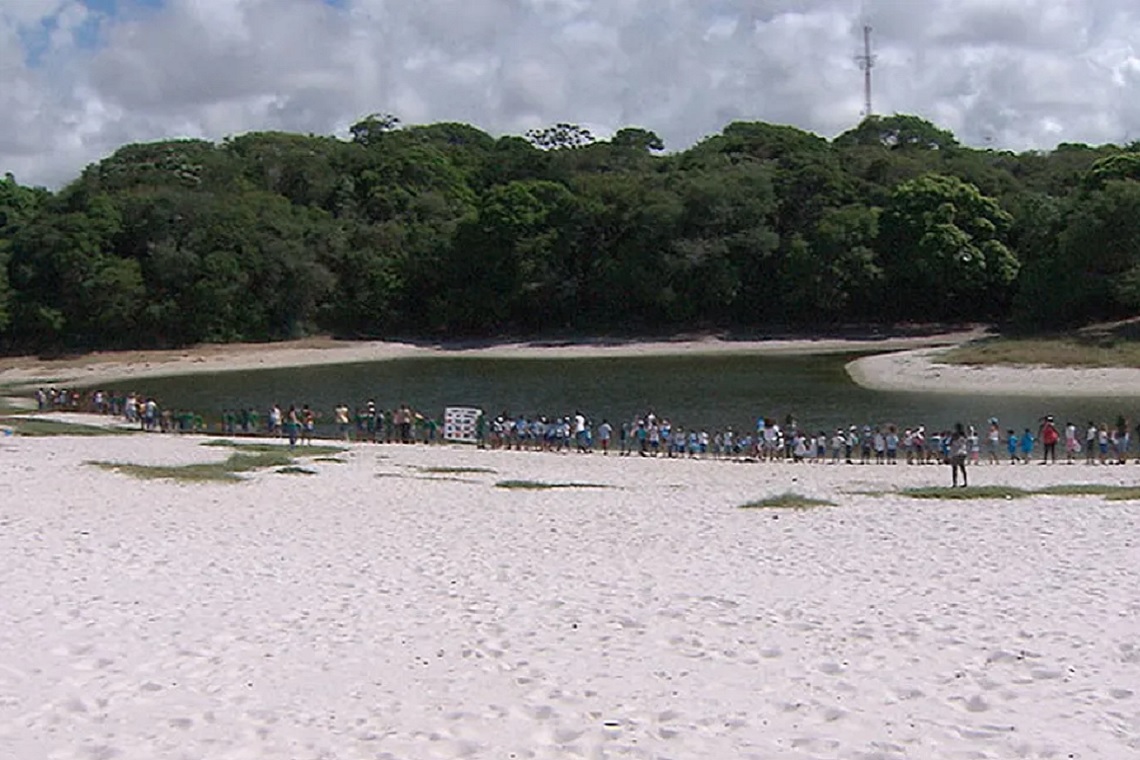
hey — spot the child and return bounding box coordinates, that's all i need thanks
[987,419,1001,464]
[830,429,844,463]
[1007,429,1020,463]
[1020,428,1035,463]
[968,425,980,465]
[1065,422,1079,464]
[886,425,899,464]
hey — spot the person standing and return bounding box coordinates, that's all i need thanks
[286,405,300,448]
[1020,428,1035,463]
[1065,421,1079,464]
[597,419,613,455]
[301,405,315,445]
[1039,416,1059,464]
[334,403,351,441]
[949,423,969,487]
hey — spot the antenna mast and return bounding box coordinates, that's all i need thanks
[857,24,875,117]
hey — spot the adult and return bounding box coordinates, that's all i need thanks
[285,405,300,448]
[301,405,315,445]
[334,403,351,441]
[1039,416,1059,464]
[949,423,969,487]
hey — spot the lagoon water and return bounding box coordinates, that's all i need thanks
[128,353,1139,437]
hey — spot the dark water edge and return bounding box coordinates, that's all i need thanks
[108,352,1140,439]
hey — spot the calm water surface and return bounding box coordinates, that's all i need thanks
[126,353,1140,437]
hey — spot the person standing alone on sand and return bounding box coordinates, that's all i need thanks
[950,423,969,487]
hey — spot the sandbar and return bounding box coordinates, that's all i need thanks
[847,346,1140,397]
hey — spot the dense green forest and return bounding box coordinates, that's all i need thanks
[2,113,1139,352]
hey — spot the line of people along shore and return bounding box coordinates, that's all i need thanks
[481,412,1136,466]
[32,387,1140,465]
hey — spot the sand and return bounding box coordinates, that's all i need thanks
[847,347,1140,397]
[2,427,1139,759]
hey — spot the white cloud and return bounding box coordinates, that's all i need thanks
[3,0,1140,187]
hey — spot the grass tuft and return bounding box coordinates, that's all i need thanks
[1102,488,1140,501]
[901,485,1030,500]
[740,493,835,510]
[942,332,1140,368]
[277,466,317,476]
[92,450,301,483]
[91,461,242,483]
[1,417,128,437]
[202,439,345,457]
[1036,484,1122,496]
[495,479,611,490]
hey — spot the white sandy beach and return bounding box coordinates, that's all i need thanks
[2,427,1139,759]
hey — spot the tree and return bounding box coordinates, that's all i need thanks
[1014,180,1140,327]
[611,127,664,153]
[1084,152,1140,190]
[525,123,595,151]
[782,204,883,319]
[350,113,401,147]
[6,200,125,346]
[441,180,576,331]
[835,114,959,151]
[0,174,48,336]
[878,174,1017,318]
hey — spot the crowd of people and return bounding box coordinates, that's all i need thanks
[30,387,1140,468]
[480,411,1137,469]
[34,388,440,448]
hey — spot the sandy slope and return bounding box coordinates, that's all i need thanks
[847,347,1140,397]
[1,431,1138,759]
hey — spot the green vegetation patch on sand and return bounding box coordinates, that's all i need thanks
[420,466,496,475]
[202,439,346,457]
[495,479,611,490]
[1036,484,1126,496]
[901,485,1031,500]
[2,417,129,437]
[943,332,1140,368]
[1034,484,1140,500]
[277,466,317,476]
[740,493,835,510]
[1098,487,1140,501]
[0,396,36,415]
[92,450,300,483]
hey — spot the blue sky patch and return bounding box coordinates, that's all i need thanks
[18,0,167,67]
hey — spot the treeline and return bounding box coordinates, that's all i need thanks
[2,113,1140,352]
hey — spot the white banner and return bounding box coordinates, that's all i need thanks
[443,407,482,443]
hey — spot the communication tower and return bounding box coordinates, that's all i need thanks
[856,25,875,117]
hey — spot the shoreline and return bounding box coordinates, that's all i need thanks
[0,330,978,390]
[6,327,1140,399]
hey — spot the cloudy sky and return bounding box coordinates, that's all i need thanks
[3,0,1139,187]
